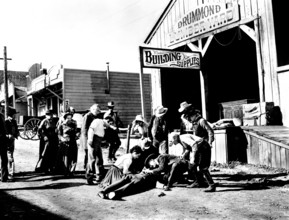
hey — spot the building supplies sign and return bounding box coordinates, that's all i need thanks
[168,1,240,46]
[140,47,201,69]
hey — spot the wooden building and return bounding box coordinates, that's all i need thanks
[143,0,289,168]
[143,0,289,127]
[26,63,152,127]
[0,70,28,123]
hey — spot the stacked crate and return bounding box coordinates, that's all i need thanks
[242,102,274,126]
[219,99,256,125]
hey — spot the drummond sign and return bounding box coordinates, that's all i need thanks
[140,47,201,69]
[167,1,239,46]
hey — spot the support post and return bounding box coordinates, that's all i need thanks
[1,46,12,119]
[139,47,146,120]
[105,62,110,94]
[126,124,132,153]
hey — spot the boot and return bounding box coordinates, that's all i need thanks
[204,184,216,192]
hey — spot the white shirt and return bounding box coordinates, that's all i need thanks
[87,119,109,142]
[180,133,203,164]
[169,143,184,157]
[114,154,133,174]
[179,134,203,152]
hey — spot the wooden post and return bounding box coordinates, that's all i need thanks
[105,62,110,94]
[139,47,146,120]
[126,124,132,153]
[2,46,11,119]
[198,39,207,119]
[199,70,207,119]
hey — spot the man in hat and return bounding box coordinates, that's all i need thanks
[182,107,217,192]
[103,115,121,163]
[104,101,123,129]
[148,106,169,154]
[5,107,19,180]
[56,111,78,176]
[0,112,9,182]
[178,101,194,135]
[36,109,58,173]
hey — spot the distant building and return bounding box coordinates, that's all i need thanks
[26,63,152,127]
[0,70,28,123]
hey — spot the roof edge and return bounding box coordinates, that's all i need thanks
[144,0,176,44]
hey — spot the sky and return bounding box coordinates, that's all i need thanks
[0,0,169,73]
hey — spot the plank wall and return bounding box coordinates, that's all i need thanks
[63,69,152,127]
[243,126,289,170]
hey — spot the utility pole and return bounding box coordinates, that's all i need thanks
[0,46,12,118]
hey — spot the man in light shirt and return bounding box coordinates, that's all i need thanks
[86,104,116,185]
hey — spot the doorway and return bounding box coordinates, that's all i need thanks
[159,25,259,127]
[202,26,260,122]
[160,68,201,131]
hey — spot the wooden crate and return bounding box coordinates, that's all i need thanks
[219,99,256,121]
[243,102,274,126]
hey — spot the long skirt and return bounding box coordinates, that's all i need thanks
[55,140,78,175]
[35,136,58,173]
[99,165,123,189]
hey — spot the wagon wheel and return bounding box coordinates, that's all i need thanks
[23,118,42,140]
[19,127,29,140]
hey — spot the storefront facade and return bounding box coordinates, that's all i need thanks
[26,63,152,127]
[144,0,288,128]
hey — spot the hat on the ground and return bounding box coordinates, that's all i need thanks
[144,153,159,168]
[107,101,114,107]
[45,109,53,115]
[178,101,192,113]
[135,115,145,123]
[155,106,168,117]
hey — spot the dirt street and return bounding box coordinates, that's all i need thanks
[1,138,289,220]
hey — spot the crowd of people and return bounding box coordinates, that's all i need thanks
[96,101,217,200]
[0,100,218,200]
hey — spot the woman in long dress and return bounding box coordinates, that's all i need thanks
[36,110,58,173]
[57,112,79,176]
[99,145,142,189]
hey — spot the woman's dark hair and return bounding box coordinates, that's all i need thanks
[130,145,142,154]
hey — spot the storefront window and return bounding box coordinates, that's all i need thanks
[272,1,289,66]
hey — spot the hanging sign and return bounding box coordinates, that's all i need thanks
[140,46,201,69]
[167,0,240,46]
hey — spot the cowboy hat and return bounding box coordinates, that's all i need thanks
[144,153,159,168]
[107,101,114,107]
[155,106,168,117]
[45,109,53,115]
[178,101,192,113]
[7,107,19,116]
[135,115,145,123]
[63,112,73,119]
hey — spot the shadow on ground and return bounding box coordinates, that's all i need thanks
[0,190,69,220]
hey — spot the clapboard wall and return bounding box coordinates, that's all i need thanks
[63,68,152,126]
[243,126,289,170]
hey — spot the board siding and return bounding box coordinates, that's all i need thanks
[64,69,152,126]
